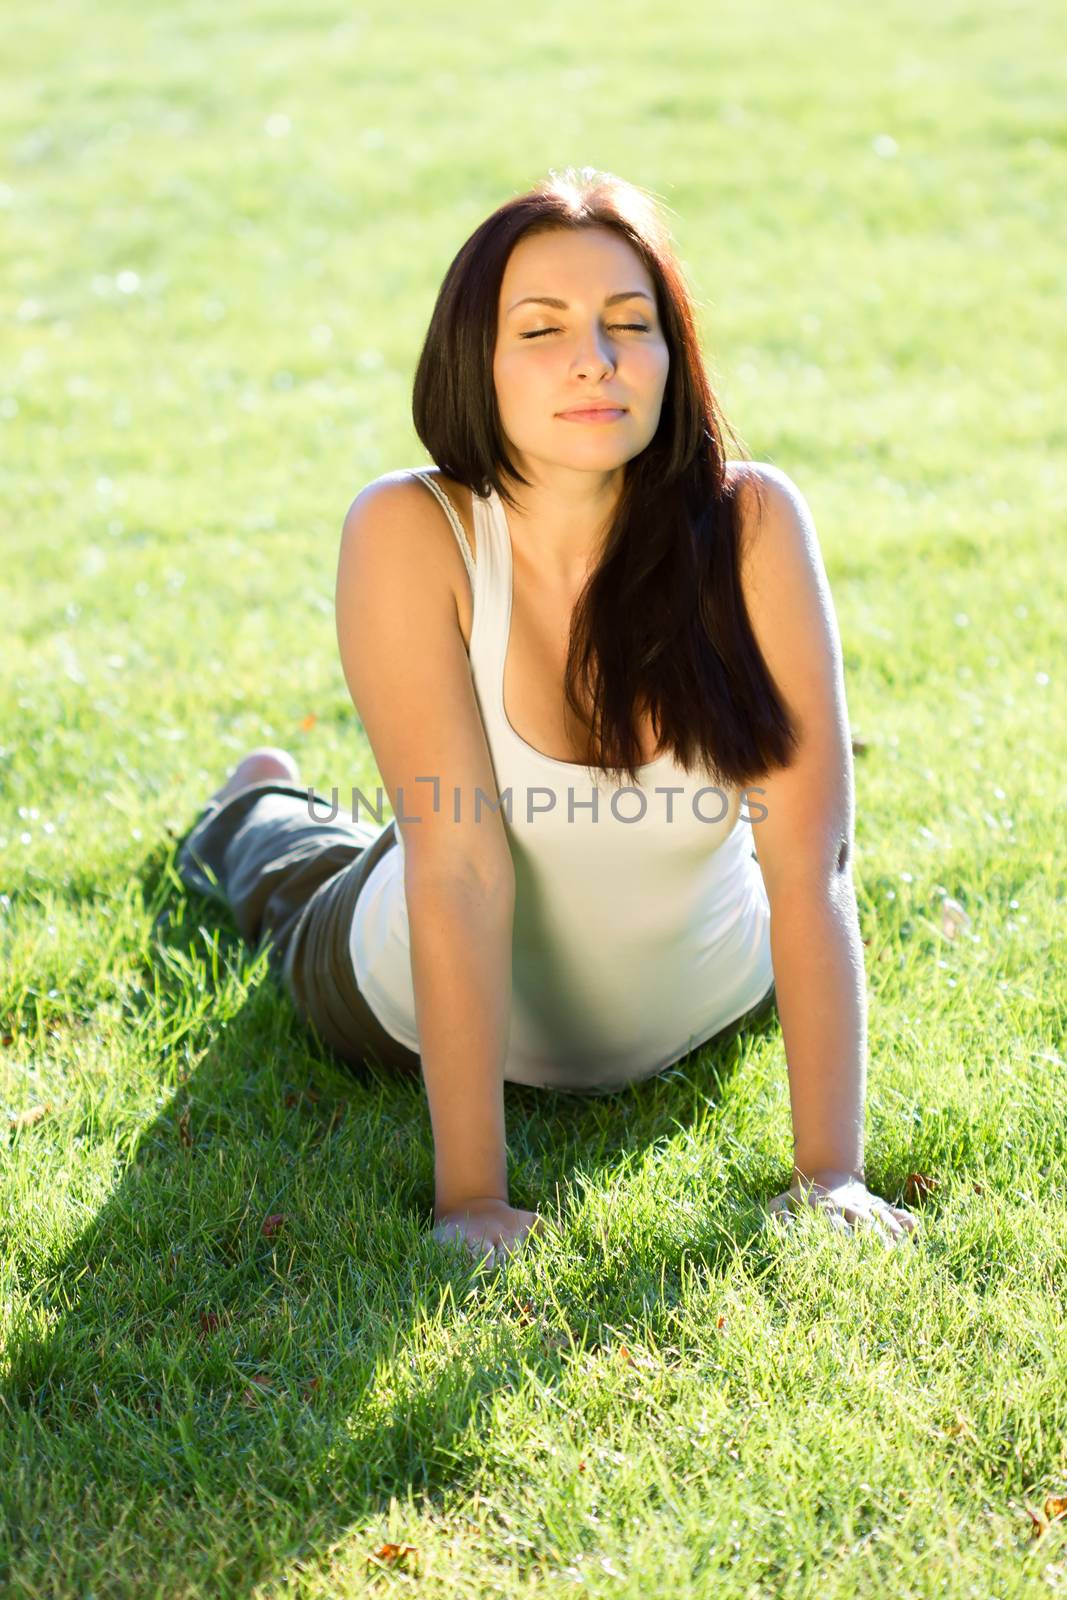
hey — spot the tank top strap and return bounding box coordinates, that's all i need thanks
[409,470,476,591]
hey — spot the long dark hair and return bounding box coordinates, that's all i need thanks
[411,165,799,789]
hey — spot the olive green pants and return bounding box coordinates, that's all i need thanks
[175,782,421,1077]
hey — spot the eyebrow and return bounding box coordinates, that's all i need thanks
[506,290,655,315]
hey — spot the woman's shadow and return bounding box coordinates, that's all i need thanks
[0,832,782,1596]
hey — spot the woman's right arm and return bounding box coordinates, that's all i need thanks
[335,479,539,1252]
[406,849,513,1215]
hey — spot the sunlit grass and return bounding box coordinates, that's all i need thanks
[1,0,1065,1594]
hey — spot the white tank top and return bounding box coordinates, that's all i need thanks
[349,468,774,1093]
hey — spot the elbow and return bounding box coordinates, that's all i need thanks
[404,846,515,907]
[762,835,853,904]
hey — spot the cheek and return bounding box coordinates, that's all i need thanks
[493,356,518,414]
[496,352,550,410]
[646,342,670,385]
[647,352,670,407]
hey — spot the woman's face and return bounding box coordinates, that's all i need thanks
[492,226,670,480]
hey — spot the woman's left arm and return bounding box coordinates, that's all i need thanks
[735,464,919,1242]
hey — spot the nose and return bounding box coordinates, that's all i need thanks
[570,323,616,379]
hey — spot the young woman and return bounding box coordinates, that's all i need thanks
[177,167,920,1264]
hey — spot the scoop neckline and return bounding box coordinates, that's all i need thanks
[482,483,676,780]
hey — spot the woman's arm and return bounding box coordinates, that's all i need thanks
[765,870,866,1184]
[735,465,918,1240]
[406,863,515,1215]
[336,481,543,1254]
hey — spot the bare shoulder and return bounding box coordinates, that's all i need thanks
[346,466,455,523]
[725,460,817,569]
[335,470,512,890]
[341,468,478,621]
[726,457,805,513]
[347,467,476,560]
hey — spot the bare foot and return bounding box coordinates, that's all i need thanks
[209,747,301,807]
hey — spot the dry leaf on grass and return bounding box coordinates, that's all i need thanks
[1027,1496,1067,1539]
[8,1103,52,1130]
[368,1543,419,1572]
[903,1172,940,1205]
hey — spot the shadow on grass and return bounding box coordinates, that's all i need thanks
[0,833,784,1596]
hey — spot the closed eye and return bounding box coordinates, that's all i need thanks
[520,324,650,339]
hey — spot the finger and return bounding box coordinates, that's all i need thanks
[862,1198,919,1236]
[831,1199,899,1240]
[884,1211,920,1244]
[464,1232,499,1264]
[873,1200,914,1238]
[818,1200,856,1232]
[871,1206,915,1245]
[434,1224,476,1255]
[836,1202,892,1240]
[816,1204,878,1238]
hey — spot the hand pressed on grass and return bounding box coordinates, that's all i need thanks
[768,1172,921,1244]
[431,1197,551,1266]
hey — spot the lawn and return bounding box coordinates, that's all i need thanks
[1,0,1065,1594]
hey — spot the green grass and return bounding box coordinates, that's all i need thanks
[2,0,1066,1593]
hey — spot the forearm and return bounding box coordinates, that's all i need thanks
[766,873,868,1183]
[405,869,515,1218]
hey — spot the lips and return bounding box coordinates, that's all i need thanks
[557,402,626,415]
[557,405,628,420]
